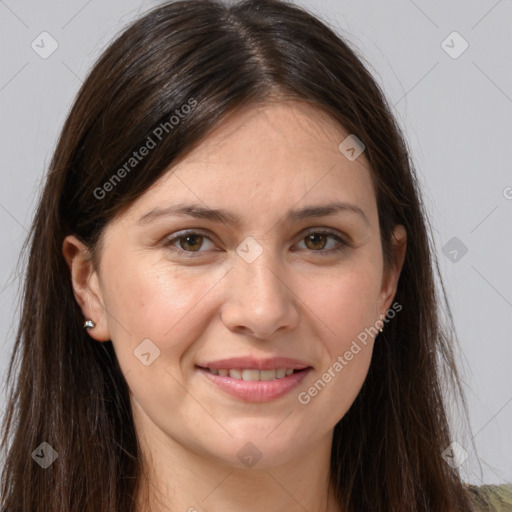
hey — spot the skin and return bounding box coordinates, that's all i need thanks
[63,100,406,512]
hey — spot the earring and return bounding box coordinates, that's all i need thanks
[379,327,383,333]
[83,319,96,330]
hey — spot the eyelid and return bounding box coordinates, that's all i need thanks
[301,227,349,243]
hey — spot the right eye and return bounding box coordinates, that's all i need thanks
[164,230,217,255]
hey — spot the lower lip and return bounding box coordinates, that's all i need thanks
[197,367,312,402]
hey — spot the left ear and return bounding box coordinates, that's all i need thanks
[378,224,407,316]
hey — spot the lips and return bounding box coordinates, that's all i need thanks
[195,356,312,402]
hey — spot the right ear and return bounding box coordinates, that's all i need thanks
[62,235,111,342]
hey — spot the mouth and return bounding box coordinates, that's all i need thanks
[204,367,302,380]
[195,365,312,402]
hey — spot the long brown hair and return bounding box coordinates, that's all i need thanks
[1,0,480,510]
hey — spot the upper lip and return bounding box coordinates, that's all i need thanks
[196,357,312,371]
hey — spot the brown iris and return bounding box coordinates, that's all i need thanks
[304,233,328,251]
[178,234,204,251]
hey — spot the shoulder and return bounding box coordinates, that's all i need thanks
[465,483,512,511]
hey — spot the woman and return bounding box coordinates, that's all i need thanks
[1,0,510,510]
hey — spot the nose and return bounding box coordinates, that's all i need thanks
[220,254,300,340]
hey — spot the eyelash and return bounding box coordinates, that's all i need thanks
[164,229,349,258]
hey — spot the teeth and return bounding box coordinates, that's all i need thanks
[229,369,242,379]
[260,369,277,380]
[208,368,299,381]
[242,369,260,381]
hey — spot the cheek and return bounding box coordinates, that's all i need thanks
[101,252,227,361]
[302,261,382,345]
[100,257,228,416]
[296,271,378,428]
[295,260,381,415]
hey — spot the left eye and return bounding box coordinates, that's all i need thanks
[164,230,347,256]
[295,231,346,252]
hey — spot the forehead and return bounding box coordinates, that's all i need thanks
[124,100,377,228]
[173,100,369,170]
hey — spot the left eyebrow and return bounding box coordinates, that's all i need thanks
[137,201,370,227]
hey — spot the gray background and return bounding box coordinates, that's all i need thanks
[1,0,511,485]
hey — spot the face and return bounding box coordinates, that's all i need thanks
[64,100,406,470]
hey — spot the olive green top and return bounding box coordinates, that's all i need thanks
[466,483,512,511]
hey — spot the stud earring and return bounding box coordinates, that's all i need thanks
[379,327,383,333]
[83,319,96,330]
